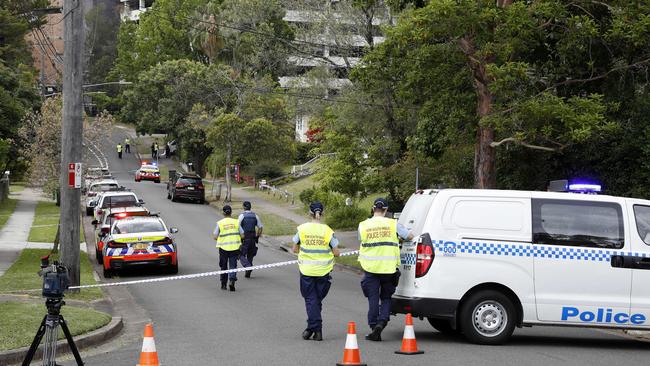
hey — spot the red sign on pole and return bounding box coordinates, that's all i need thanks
[68,163,75,187]
[67,163,82,188]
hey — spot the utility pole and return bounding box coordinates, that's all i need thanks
[59,0,84,288]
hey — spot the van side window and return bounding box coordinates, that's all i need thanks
[633,205,650,245]
[532,199,624,249]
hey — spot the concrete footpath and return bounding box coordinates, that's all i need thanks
[0,188,41,276]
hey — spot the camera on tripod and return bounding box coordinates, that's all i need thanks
[39,255,69,299]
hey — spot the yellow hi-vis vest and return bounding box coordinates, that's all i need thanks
[358,216,400,274]
[216,217,241,251]
[117,145,122,152]
[297,222,335,277]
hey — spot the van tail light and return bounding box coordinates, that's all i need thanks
[153,238,173,246]
[415,233,434,278]
[88,192,97,197]
[97,209,103,216]
[107,241,126,248]
[197,184,204,190]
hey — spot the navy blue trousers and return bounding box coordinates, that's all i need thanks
[239,234,257,271]
[219,249,239,283]
[360,271,396,329]
[300,274,332,332]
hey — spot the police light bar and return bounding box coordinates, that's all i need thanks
[141,161,148,166]
[568,183,602,193]
[548,180,602,194]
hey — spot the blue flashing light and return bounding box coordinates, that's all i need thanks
[568,183,602,193]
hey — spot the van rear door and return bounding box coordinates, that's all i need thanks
[395,190,437,297]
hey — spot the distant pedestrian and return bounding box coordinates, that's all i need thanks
[154,142,159,158]
[165,143,170,158]
[293,201,340,341]
[117,143,123,159]
[124,138,131,153]
[238,201,263,278]
[214,205,241,292]
[151,143,156,159]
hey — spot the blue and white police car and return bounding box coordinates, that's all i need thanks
[392,182,650,344]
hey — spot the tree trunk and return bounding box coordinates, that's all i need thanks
[474,76,496,189]
[224,143,232,202]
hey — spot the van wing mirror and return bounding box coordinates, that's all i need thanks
[89,201,97,207]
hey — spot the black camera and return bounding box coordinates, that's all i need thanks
[40,256,70,298]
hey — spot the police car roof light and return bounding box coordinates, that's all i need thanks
[568,183,602,193]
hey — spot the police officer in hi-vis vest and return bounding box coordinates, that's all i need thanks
[238,201,263,278]
[213,205,242,292]
[358,198,413,341]
[293,202,340,341]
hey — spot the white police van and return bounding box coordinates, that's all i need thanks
[392,185,650,344]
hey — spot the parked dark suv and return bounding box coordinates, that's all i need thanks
[167,170,205,203]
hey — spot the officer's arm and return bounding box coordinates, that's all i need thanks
[397,223,414,241]
[256,214,264,237]
[292,232,300,254]
[330,236,341,257]
[212,225,220,240]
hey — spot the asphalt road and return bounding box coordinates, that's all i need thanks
[59,127,650,365]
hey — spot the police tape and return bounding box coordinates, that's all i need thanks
[63,249,360,290]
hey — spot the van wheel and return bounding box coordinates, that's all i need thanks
[428,318,458,335]
[86,207,93,216]
[459,290,516,345]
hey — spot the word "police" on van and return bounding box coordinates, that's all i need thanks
[561,307,646,325]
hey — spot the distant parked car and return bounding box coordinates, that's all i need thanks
[85,179,119,215]
[167,170,205,204]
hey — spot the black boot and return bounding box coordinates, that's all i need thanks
[302,329,313,340]
[312,331,323,341]
[220,282,227,290]
[229,281,236,292]
[365,322,384,341]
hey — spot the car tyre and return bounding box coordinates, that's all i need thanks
[167,264,178,275]
[103,267,112,279]
[85,207,93,216]
[459,290,516,345]
[197,199,204,204]
[428,318,459,335]
[155,179,160,184]
[95,249,103,265]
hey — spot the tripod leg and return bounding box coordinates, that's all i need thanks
[22,315,48,366]
[59,316,84,365]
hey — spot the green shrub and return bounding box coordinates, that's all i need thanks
[252,162,284,179]
[325,205,368,230]
[299,186,346,211]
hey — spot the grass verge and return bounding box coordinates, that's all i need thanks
[254,210,297,236]
[0,249,103,302]
[335,254,361,269]
[28,201,84,243]
[0,198,17,230]
[0,301,111,351]
[28,201,59,242]
[9,183,25,193]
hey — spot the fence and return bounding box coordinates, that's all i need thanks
[258,183,295,205]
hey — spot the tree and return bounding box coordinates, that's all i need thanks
[354,0,646,188]
[207,113,244,202]
[85,2,120,84]
[121,60,238,175]
[19,97,115,196]
[110,0,210,81]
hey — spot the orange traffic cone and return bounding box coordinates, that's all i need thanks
[137,323,160,366]
[336,322,367,366]
[395,313,424,355]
